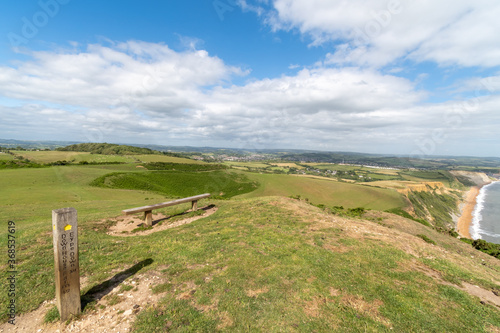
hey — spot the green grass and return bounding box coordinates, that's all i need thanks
[224,161,271,169]
[1,162,499,331]
[0,188,499,331]
[143,162,226,171]
[307,165,466,187]
[385,208,432,227]
[11,150,133,164]
[0,153,14,160]
[10,151,205,165]
[0,165,166,225]
[408,191,459,229]
[308,164,373,172]
[416,234,436,245]
[132,154,206,164]
[43,306,60,323]
[238,173,406,211]
[91,170,258,199]
[399,170,455,188]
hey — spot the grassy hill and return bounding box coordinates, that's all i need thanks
[1,195,499,331]
[10,150,204,165]
[0,155,499,331]
[57,142,161,155]
[91,170,258,199]
[238,173,406,211]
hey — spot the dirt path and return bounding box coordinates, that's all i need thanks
[107,205,217,237]
[457,187,480,238]
[0,269,168,333]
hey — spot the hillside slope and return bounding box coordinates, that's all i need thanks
[3,197,499,332]
[57,143,160,155]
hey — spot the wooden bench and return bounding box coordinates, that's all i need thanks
[122,193,210,226]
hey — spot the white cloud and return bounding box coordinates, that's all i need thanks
[0,41,244,110]
[262,0,500,68]
[0,40,498,155]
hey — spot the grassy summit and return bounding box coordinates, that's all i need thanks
[1,196,499,331]
[0,151,498,331]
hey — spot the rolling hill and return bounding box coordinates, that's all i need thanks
[0,151,498,332]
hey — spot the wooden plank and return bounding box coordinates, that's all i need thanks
[52,207,81,322]
[122,193,210,215]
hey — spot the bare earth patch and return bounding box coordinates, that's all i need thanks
[304,296,325,318]
[402,257,500,309]
[216,311,234,330]
[106,205,218,237]
[245,287,269,298]
[0,271,168,333]
[461,283,500,309]
[341,294,392,328]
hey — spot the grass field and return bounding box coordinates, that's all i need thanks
[224,161,271,169]
[305,163,464,187]
[238,173,406,211]
[91,170,258,199]
[9,151,207,165]
[11,151,133,164]
[131,154,206,164]
[0,165,165,226]
[269,162,305,169]
[360,180,415,190]
[0,153,14,160]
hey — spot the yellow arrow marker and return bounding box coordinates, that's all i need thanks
[64,224,72,231]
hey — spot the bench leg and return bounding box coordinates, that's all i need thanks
[191,200,198,211]
[144,210,153,227]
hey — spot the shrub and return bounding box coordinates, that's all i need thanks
[347,207,366,217]
[460,238,473,245]
[326,206,365,218]
[385,208,432,228]
[143,162,227,171]
[472,239,500,259]
[417,234,436,245]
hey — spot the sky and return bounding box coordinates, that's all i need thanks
[0,0,499,157]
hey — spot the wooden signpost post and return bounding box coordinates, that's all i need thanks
[52,207,81,321]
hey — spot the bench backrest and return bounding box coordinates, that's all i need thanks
[122,193,210,215]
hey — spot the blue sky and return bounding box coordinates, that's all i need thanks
[1,0,499,157]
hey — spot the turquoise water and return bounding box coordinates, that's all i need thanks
[470,181,500,244]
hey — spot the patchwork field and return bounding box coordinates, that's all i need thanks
[269,162,305,169]
[130,154,206,164]
[224,161,271,169]
[238,173,406,211]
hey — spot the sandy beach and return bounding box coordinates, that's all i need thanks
[456,187,480,239]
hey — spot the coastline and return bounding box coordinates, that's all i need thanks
[456,186,481,239]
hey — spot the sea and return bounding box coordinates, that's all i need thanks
[470,181,500,244]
